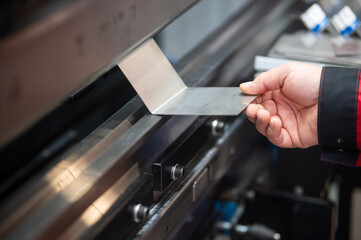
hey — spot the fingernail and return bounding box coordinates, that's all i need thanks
[240,82,252,89]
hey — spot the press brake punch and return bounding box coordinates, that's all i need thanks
[118,39,255,116]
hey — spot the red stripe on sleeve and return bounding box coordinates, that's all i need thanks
[356,70,361,167]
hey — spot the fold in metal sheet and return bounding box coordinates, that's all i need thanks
[118,39,255,116]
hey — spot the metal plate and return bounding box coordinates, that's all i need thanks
[155,87,253,115]
[118,39,255,116]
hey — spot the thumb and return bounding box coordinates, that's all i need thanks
[239,81,259,95]
[240,63,291,95]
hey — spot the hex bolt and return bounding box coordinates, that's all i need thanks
[170,164,185,180]
[132,203,149,223]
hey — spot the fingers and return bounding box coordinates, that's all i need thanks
[266,116,283,143]
[239,63,292,95]
[255,109,270,136]
[246,95,277,123]
[269,128,293,148]
[246,104,264,123]
[248,109,293,148]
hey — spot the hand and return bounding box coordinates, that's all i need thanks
[240,62,322,148]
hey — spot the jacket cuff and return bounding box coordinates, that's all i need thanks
[318,67,361,167]
[320,148,360,167]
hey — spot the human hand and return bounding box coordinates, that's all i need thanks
[240,62,322,148]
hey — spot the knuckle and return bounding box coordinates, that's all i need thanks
[283,62,298,72]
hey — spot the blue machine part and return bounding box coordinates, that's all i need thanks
[311,17,330,33]
[341,19,360,35]
[214,200,237,222]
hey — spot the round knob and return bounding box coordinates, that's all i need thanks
[170,164,185,180]
[132,203,149,223]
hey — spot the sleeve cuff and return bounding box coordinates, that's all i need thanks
[318,67,361,167]
[320,147,360,167]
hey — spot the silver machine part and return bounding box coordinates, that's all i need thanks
[170,164,185,181]
[133,204,149,223]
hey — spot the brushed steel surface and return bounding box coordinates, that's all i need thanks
[156,87,254,116]
[119,39,255,116]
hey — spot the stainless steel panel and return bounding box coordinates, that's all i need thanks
[156,87,254,115]
[0,0,198,147]
[119,39,255,115]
